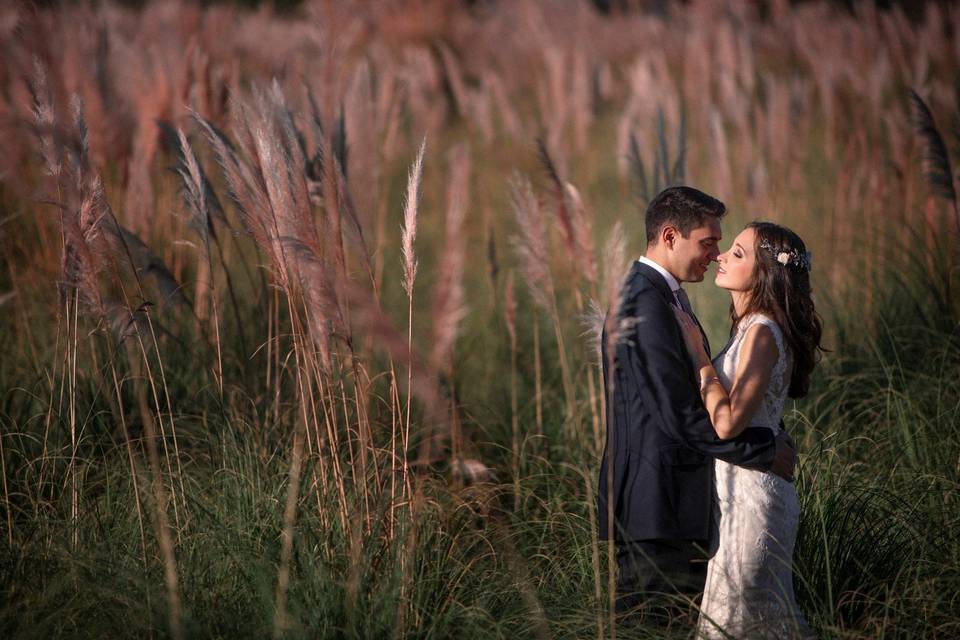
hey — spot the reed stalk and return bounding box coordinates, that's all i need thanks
[0,421,9,548]
[107,353,148,567]
[401,137,426,513]
[111,240,188,535]
[127,336,183,640]
[271,369,307,639]
[533,312,543,441]
[505,272,519,512]
[428,143,469,466]
[67,289,79,551]
[510,174,575,432]
[600,222,627,639]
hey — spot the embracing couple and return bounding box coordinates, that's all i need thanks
[598,186,822,638]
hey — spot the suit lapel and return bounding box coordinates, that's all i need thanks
[633,261,675,305]
[633,261,711,356]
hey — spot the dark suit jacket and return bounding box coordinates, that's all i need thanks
[598,261,776,544]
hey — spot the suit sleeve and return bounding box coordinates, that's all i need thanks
[619,289,776,469]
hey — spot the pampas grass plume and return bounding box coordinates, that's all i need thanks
[402,137,426,297]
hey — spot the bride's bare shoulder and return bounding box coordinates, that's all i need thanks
[737,320,783,369]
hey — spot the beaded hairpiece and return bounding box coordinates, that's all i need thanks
[758,241,812,272]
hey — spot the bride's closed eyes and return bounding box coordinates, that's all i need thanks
[715,228,758,292]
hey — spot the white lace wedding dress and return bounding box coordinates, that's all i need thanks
[697,313,813,639]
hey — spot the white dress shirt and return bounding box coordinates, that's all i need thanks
[638,256,683,307]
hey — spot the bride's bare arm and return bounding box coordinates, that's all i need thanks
[697,325,779,439]
[674,310,780,440]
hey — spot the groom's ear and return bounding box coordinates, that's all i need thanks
[661,225,677,248]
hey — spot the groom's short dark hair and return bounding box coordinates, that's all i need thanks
[645,186,726,244]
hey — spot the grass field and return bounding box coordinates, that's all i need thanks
[1,1,959,638]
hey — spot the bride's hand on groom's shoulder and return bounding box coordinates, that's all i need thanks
[673,307,708,365]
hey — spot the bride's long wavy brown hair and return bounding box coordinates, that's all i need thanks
[733,221,824,398]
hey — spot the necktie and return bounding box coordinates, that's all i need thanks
[676,287,710,355]
[675,287,694,316]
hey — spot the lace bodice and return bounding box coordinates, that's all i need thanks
[712,313,791,434]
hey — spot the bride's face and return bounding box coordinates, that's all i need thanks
[715,228,756,291]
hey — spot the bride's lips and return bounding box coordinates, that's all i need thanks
[717,266,726,275]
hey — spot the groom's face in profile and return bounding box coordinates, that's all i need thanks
[671,217,722,283]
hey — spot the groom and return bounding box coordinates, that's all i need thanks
[598,186,796,626]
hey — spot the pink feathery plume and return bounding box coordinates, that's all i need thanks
[504,270,517,346]
[430,144,470,373]
[536,138,576,263]
[402,137,427,298]
[509,173,555,311]
[29,57,61,178]
[59,175,109,315]
[600,221,629,358]
[563,182,598,286]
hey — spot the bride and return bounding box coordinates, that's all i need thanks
[674,221,822,639]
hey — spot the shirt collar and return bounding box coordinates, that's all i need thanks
[637,256,681,293]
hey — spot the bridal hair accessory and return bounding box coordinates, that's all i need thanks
[759,241,812,272]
